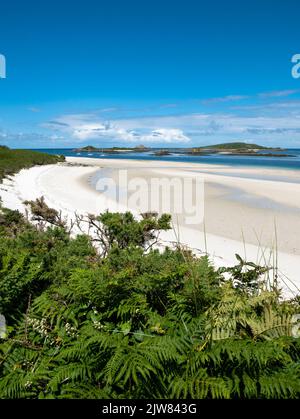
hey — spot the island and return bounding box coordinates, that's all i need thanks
[152,150,171,156]
[73,145,151,153]
[73,142,295,158]
[185,142,295,157]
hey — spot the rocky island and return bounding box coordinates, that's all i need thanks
[153,150,172,156]
[185,142,295,157]
[73,145,151,153]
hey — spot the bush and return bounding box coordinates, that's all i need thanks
[0,205,299,399]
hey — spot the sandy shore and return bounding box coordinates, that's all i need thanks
[1,156,299,298]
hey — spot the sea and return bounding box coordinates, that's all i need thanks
[32,148,300,171]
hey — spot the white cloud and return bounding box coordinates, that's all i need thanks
[45,114,191,144]
[73,123,190,144]
[43,97,300,147]
[202,89,300,106]
[202,95,249,105]
[258,89,300,98]
[137,128,190,143]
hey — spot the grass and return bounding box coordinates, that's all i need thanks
[0,146,65,182]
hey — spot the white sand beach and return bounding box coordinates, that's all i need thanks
[1,156,299,298]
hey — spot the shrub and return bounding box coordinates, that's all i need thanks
[0,204,299,399]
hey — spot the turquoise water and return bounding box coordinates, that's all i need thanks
[32,148,300,171]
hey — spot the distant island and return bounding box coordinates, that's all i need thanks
[73,142,295,158]
[153,150,171,156]
[73,145,151,153]
[199,142,281,150]
[185,142,294,157]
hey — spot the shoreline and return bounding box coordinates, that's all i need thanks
[0,156,299,297]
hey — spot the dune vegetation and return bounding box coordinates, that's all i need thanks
[0,146,65,182]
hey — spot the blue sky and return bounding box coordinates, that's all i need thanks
[0,0,300,148]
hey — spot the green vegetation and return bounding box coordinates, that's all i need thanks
[0,198,299,399]
[0,146,65,182]
[73,145,151,153]
[199,142,275,150]
[74,145,99,151]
